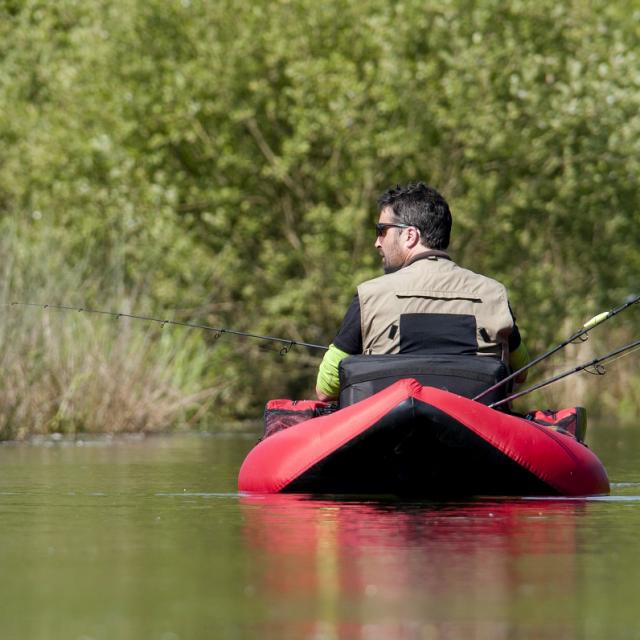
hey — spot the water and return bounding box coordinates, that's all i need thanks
[0,426,639,640]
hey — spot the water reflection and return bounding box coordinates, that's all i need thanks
[241,495,587,639]
[0,431,637,639]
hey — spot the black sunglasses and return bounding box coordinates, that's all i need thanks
[375,222,413,237]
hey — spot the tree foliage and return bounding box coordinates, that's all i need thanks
[1,0,639,426]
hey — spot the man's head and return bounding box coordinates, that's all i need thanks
[374,182,452,273]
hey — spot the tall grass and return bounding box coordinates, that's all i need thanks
[2,221,638,439]
[0,229,224,440]
[512,327,640,426]
[0,303,226,440]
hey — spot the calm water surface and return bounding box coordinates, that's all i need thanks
[0,425,639,640]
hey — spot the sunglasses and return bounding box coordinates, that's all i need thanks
[375,222,414,237]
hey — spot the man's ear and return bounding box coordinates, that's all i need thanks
[406,226,422,248]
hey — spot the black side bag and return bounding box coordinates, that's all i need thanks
[338,354,509,408]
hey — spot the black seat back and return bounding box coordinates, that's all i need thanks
[339,354,509,408]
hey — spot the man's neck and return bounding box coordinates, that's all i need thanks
[404,248,451,267]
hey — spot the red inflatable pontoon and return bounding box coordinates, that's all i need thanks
[238,379,609,497]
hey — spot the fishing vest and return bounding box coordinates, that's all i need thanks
[357,251,514,359]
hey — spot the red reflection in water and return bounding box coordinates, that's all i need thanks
[241,494,585,639]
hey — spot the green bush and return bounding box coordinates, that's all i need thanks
[1,0,638,433]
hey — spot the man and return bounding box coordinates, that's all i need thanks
[316,182,529,401]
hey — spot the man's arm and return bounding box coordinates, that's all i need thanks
[509,340,530,384]
[316,294,362,400]
[508,318,530,383]
[316,344,351,401]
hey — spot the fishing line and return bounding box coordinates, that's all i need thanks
[593,342,640,369]
[7,302,329,354]
[489,337,640,409]
[474,292,640,402]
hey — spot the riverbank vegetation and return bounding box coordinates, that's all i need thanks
[1,0,639,437]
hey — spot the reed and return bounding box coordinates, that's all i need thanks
[0,304,225,439]
[512,329,640,426]
[2,225,638,438]
[0,234,223,440]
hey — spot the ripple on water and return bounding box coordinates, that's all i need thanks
[518,483,640,502]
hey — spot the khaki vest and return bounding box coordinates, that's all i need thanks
[357,252,513,358]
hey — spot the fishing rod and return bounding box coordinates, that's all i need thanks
[489,337,640,409]
[7,302,329,355]
[474,292,640,402]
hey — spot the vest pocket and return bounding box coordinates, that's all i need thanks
[399,313,478,355]
[395,290,481,302]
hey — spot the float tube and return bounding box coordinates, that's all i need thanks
[238,378,609,497]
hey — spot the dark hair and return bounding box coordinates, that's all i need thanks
[377,182,452,249]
